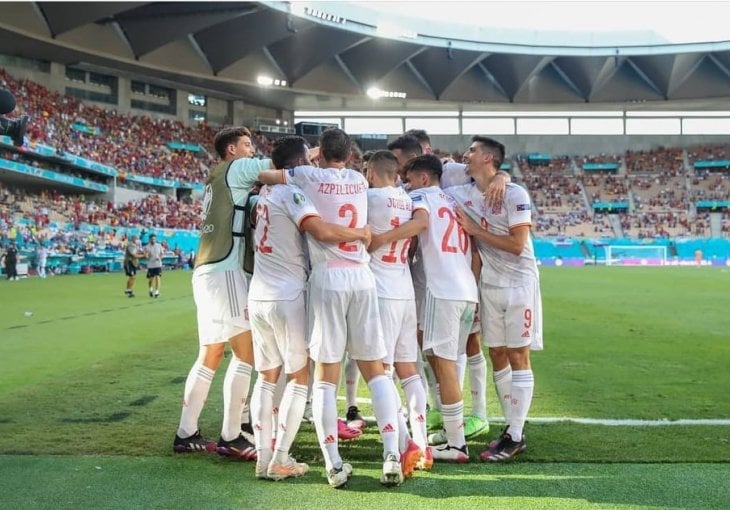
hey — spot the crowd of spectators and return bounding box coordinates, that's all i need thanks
[624,147,684,176]
[1,67,228,184]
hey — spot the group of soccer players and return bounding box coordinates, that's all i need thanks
[171,124,542,488]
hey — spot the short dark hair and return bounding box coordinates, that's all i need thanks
[319,128,352,162]
[367,150,399,179]
[387,135,423,157]
[213,127,251,159]
[471,136,505,169]
[404,154,442,181]
[405,129,431,146]
[271,135,308,168]
[362,150,376,163]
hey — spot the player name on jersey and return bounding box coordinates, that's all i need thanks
[386,197,413,211]
[317,182,367,195]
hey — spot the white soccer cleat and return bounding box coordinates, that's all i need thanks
[432,443,469,463]
[267,456,309,481]
[427,429,447,446]
[327,462,353,489]
[380,452,404,487]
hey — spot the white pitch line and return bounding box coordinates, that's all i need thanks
[336,397,730,426]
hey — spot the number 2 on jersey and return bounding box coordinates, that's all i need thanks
[338,203,359,253]
[438,207,469,254]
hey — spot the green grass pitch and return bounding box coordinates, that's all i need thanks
[0,267,728,509]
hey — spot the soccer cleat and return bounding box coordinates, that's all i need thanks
[426,407,443,431]
[149,289,153,297]
[337,419,362,441]
[216,433,257,461]
[464,415,489,439]
[416,446,434,471]
[380,452,404,487]
[480,431,526,462]
[400,439,423,479]
[327,462,353,489]
[255,460,270,479]
[173,430,216,453]
[427,429,447,446]
[345,405,367,430]
[432,443,469,463]
[267,457,309,481]
[240,422,256,445]
[154,292,159,299]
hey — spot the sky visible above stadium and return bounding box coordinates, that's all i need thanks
[298,1,730,48]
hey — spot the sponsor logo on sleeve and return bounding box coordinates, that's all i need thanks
[293,192,306,205]
[288,168,296,177]
[411,194,423,202]
[516,203,531,211]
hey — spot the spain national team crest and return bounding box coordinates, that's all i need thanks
[293,192,306,205]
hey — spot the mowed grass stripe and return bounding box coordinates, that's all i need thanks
[0,456,728,510]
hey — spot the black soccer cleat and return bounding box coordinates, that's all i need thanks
[217,433,257,461]
[173,430,216,453]
[480,428,526,462]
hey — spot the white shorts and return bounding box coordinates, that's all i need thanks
[308,264,385,363]
[480,280,543,350]
[379,298,418,366]
[422,289,476,361]
[192,269,250,346]
[249,293,309,374]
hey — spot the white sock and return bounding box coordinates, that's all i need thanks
[509,370,534,441]
[468,353,488,420]
[271,371,286,438]
[456,353,467,391]
[251,379,276,458]
[441,400,465,448]
[221,357,252,441]
[493,366,512,421]
[273,382,308,464]
[416,354,429,399]
[344,355,360,409]
[368,374,400,458]
[401,374,427,451]
[312,381,341,472]
[386,371,410,452]
[177,363,214,438]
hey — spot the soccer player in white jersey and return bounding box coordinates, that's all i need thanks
[451,135,542,462]
[173,127,271,460]
[366,150,430,474]
[370,154,479,462]
[249,136,372,481]
[260,128,404,488]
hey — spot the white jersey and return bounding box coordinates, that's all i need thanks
[409,186,478,302]
[285,165,369,268]
[249,184,319,301]
[448,182,538,287]
[440,162,471,189]
[367,186,415,300]
[195,157,272,275]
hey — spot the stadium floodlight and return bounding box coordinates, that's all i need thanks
[257,75,274,87]
[366,87,407,99]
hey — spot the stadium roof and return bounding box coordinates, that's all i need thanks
[2,1,730,110]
